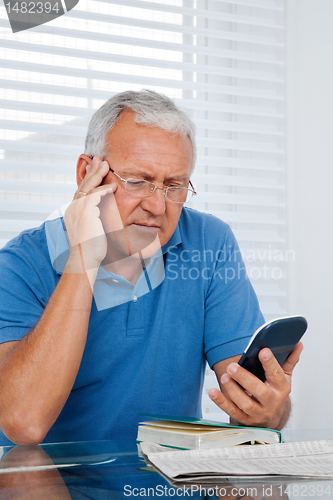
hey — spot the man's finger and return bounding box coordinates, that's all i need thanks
[258,348,288,388]
[281,341,303,377]
[208,388,248,423]
[74,183,117,208]
[226,362,261,389]
[223,364,273,408]
[75,157,110,199]
[82,161,109,191]
[90,183,118,197]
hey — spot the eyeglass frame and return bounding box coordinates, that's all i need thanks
[108,167,197,204]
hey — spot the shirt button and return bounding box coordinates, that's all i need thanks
[112,279,118,283]
[133,295,137,302]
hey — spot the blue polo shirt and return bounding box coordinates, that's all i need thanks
[0,208,264,446]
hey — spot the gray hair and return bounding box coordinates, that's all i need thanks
[84,89,196,172]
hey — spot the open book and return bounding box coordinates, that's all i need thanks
[137,415,281,450]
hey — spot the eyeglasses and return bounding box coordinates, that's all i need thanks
[109,168,197,203]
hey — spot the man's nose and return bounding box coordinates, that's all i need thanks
[140,186,166,216]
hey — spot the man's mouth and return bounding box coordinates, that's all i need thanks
[131,223,160,230]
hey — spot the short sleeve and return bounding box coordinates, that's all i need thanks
[203,226,265,368]
[0,228,58,343]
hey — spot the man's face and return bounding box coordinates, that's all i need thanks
[100,110,193,259]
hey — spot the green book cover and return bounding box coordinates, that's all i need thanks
[138,413,282,443]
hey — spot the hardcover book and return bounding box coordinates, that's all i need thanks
[137,415,282,450]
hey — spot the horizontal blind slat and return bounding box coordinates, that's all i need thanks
[1,61,284,95]
[195,157,283,171]
[196,138,284,154]
[1,179,76,194]
[192,174,285,189]
[0,161,75,175]
[0,21,284,65]
[0,199,67,213]
[192,193,285,206]
[207,211,285,225]
[0,120,86,136]
[0,115,284,138]
[92,0,284,13]
[0,140,82,156]
[69,9,284,32]
[0,160,284,175]
[84,2,284,29]
[195,120,284,136]
[0,99,93,116]
[0,99,284,119]
[1,138,284,155]
[0,40,285,78]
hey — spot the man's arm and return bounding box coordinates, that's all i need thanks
[0,157,115,446]
[0,269,96,446]
[209,342,303,430]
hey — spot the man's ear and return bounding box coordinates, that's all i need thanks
[76,154,92,186]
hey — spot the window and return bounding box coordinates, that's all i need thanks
[0,0,286,419]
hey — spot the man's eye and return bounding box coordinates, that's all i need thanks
[127,179,145,187]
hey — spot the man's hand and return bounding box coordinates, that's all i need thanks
[209,342,303,430]
[64,156,119,273]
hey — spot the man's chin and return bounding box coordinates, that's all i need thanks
[105,226,162,262]
[126,224,160,256]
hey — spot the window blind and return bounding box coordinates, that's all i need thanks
[0,0,286,419]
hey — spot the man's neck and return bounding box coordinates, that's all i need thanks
[101,251,146,286]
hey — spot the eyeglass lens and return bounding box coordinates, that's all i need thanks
[125,179,193,202]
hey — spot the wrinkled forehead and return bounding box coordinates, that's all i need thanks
[104,111,193,176]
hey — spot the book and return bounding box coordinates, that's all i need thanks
[136,415,282,450]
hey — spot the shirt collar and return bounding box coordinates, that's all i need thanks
[161,220,182,255]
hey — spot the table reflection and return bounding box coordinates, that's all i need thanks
[0,446,291,500]
[2,439,333,499]
[0,445,71,498]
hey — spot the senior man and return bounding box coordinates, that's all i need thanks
[0,90,302,446]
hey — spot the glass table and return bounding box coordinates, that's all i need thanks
[1,430,333,499]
